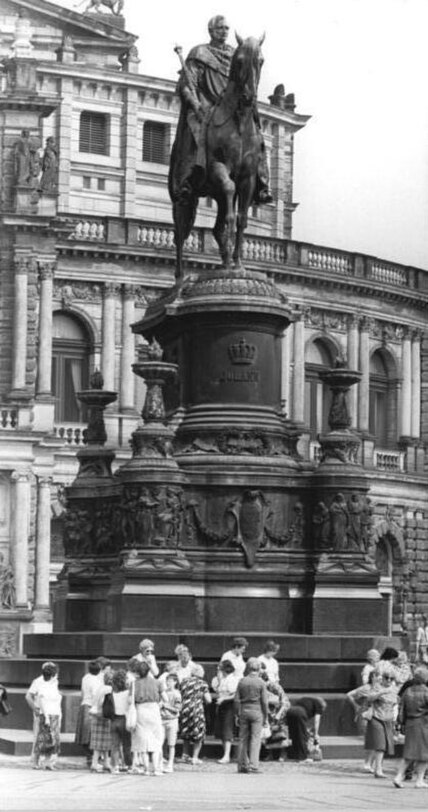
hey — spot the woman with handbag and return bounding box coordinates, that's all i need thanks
[89,666,113,773]
[285,696,327,762]
[347,670,381,772]
[26,662,62,770]
[364,665,398,778]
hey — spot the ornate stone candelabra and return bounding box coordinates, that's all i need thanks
[317,355,362,468]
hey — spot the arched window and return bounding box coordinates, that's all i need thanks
[304,339,333,439]
[369,349,397,447]
[52,312,91,423]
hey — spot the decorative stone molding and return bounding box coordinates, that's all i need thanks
[104,282,120,297]
[304,307,348,332]
[54,280,102,306]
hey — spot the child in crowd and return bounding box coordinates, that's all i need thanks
[158,661,179,692]
[110,669,132,773]
[75,660,101,767]
[160,672,182,772]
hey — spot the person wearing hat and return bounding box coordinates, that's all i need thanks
[134,639,159,677]
[25,662,61,770]
[221,637,248,680]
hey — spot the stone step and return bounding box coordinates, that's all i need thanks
[0,730,384,761]
[23,632,402,662]
[0,657,367,692]
[1,690,356,736]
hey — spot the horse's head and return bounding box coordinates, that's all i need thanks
[230,34,265,106]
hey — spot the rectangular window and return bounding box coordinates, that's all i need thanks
[79,110,110,155]
[83,176,91,189]
[97,178,105,191]
[143,121,169,164]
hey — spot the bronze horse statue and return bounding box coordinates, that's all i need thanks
[169,34,265,278]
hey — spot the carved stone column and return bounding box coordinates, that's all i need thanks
[281,326,291,415]
[400,328,412,439]
[37,261,55,396]
[101,283,117,392]
[35,477,52,612]
[120,285,136,412]
[358,317,370,433]
[10,258,29,397]
[11,471,30,608]
[292,313,305,424]
[347,314,359,428]
[411,330,421,439]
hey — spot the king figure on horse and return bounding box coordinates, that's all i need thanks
[169,15,272,277]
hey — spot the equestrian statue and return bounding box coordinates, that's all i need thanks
[169,15,272,279]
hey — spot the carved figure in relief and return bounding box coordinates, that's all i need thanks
[312,501,331,548]
[0,554,16,610]
[347,492,364,551]
[0,626,16,657]
[39,137,58,193]
[329,492,349,551]
[76,0,124,15]
[227,490,268,568]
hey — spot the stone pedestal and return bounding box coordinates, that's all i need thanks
[310,359,386,634]
[53,374,121,632]
[127,269,308,633]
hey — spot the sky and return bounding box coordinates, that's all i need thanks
[57,0,428,269]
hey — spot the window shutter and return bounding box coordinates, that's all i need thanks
[79,111,110,155]
[143,122,169,164]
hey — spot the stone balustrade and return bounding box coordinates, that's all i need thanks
[374,448,406,472]
[53,424,87,446]
[62,216,426,295]
[305,247,353,276]
[0,408,18,429]
[367,260,408,287]
[68,220,106,241]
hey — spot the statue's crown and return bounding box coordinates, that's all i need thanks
[228,337,257,365]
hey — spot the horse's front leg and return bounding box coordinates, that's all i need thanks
[233,175,257,269]
[211,161,235,269]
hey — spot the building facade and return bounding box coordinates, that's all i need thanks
[0,0,427,653]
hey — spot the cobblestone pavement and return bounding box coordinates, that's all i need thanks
[2,755,428,812]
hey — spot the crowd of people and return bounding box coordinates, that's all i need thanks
[346,644,428,788]
[24,637,326,773]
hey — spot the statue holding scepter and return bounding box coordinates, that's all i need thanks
[169,15,272,277]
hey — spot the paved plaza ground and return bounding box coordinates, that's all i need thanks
[2,755,428,812]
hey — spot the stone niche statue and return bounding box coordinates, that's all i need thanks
[39,137,58,193]
[14,129,39,188]
[0,553,16,610]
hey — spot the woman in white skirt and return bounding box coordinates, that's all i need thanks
[131,661,163,775]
